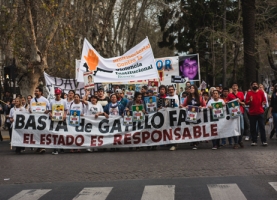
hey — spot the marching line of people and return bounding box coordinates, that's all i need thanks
[4,79,277,154]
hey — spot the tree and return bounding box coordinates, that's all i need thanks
[0,0,175,97]
[242,0,256,89]
[0,0,69,96]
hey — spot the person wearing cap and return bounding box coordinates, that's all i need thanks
[49,88,67,155]
[115,89,128,108]
[146,89,154,97]
[218,84,223,94]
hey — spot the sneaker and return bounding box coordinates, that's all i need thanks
[93,148,98,152]
[52,151,58,155]
[39,149,46,154]
[86,148,92,152]
[192,145,197,150]
[245,136,249,141]
[233,144,239,149]
[212,146,217,150]
[262,142,268,146]
[169,146,176,151]
[60,149,64,153]
[251,142,257,146]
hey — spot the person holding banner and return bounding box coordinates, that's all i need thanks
[227,83,245,149]
[68,94,86,153]
[115,89,128,108]
[165,85,180,151]
[66,90,75,110]
[29,87,50,154]
[104,94,124,118]
[68,94,86,116]
[125,92,146,151]
[125,92,145,112]
[181,85,206,150]
[49,88,67,155]
[157,85,167,99]
[97,87,110,109]
[10,97,26,154]
[83,93,104,119]
[207,90,225,150]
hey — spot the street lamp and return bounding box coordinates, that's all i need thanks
[205,52,210,87]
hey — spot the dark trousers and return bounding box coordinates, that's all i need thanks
[7,123,12,141]
[249,114,266,143]
[212,139,220,147]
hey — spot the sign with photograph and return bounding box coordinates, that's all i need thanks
[83,71,94,89]
[31,102,47,113]
[125,90,135,100]
[186,106,199,123]
[148,81,159,95]
[132,105,144,122]
[144,96,157,113]
[227,99,241,118]
[51,104,64,121]
[123,110,133,126]
[178,54,200,81]
[211,102,224,119]
[69,110,81,126]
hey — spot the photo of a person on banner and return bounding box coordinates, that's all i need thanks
[179,55,200,81]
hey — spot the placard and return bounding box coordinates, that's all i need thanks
[186,106,199,123]
[123,110,133,126]
[69,110,81,126]
[31,102,47,113]
[144,96,157,113]
[132,105,144,122]
[211,102,224,119]
[227,99,241,118]
[51,104,64,121]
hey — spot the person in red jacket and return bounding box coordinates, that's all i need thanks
[227,83,245,149]
[245,81,267,146]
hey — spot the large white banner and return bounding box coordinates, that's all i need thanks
[44,72,85,95]
[78,38,158,83]
[11,108,240,148]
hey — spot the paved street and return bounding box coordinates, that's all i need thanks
[0,175,277,199]
[0,130,277,199]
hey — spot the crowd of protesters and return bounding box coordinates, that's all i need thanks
[3,80,277,154]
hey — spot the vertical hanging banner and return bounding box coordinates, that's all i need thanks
[78,38,158,83]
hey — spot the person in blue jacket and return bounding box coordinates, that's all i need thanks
[104,93,124,118]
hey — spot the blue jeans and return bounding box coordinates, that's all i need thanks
[221,137,233,145]
[249,114,266,143]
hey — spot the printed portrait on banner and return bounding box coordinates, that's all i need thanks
[83,71,94,89]
[179,54,200,81]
